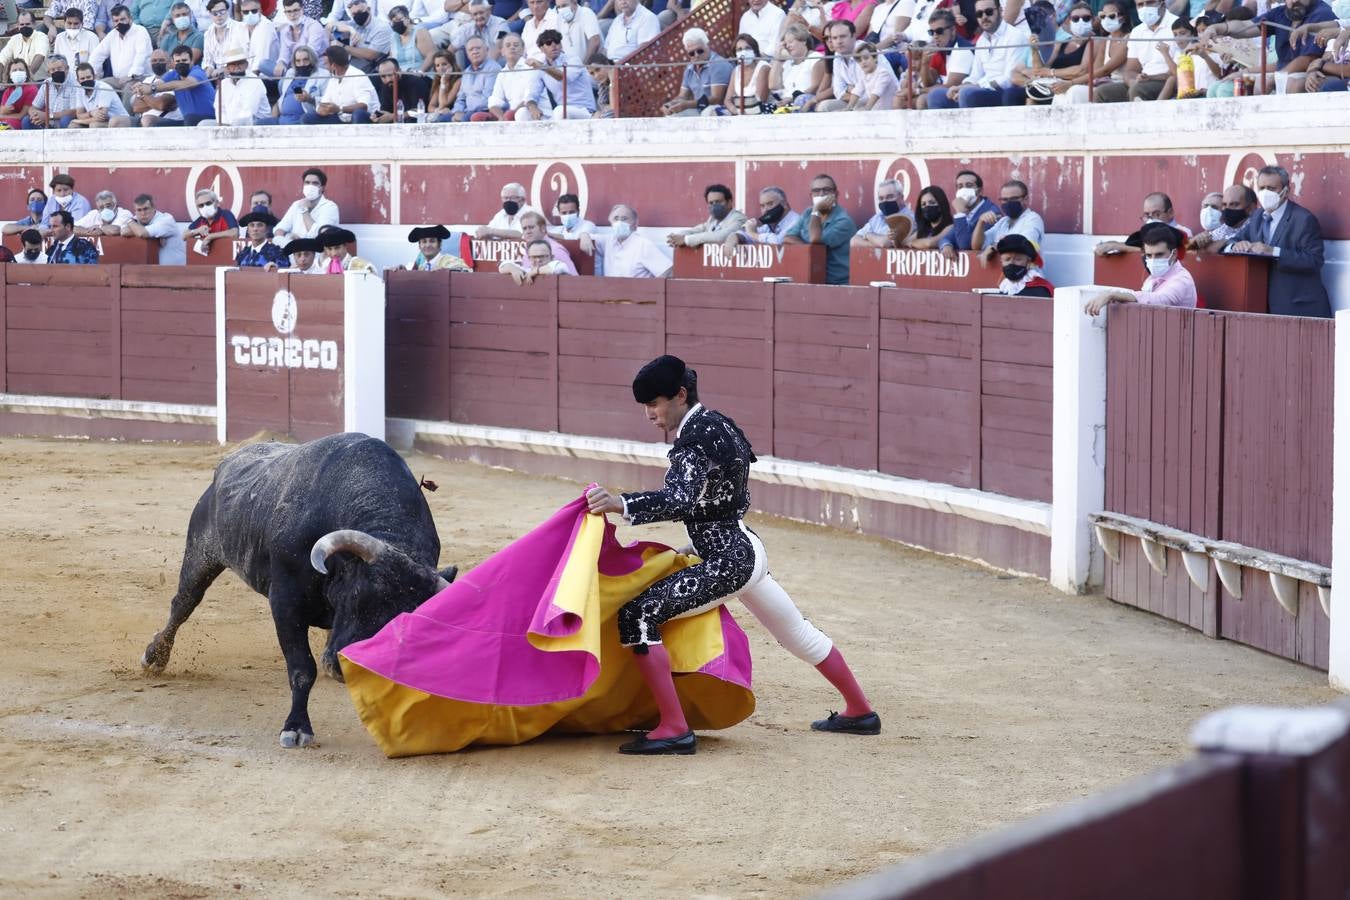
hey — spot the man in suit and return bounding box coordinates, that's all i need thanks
[46,209,99,264]
[1223,165,1331,318]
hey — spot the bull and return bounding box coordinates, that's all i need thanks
[141,433,457,748]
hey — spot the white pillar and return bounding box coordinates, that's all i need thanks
[342,270,386,441]
[214,265,228,444]
[1049,286,1108,594]
[1330,309,1350,691]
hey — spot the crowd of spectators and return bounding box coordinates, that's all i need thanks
[2,164,1333,317]
[1,0,1344,128]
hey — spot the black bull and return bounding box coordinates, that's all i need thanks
[141,433,457,748]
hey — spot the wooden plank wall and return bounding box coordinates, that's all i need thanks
[284,273,345,442]
[2,264,214,405]
[1102,305,1333,669]
[385,273,1057,504]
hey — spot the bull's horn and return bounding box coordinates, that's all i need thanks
[310,530,390,574]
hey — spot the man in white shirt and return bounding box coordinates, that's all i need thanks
[554,0,600,66]
[927,0,1029,107]
[122,193,185,264]
[1093,0,1176,101]
[0,11,50,77]
[812,18,861,111]
[204,46,274,124]
[73,189,135,235]
[477,182,540,238]
[274,168,341,241]
[602,0,659,62]
[519,0,557,62]
[52,8,101,68]
[579,204,672,278]
[88,3,152,91]
[550,193,597,239]
[302,43,378,122]
[239,0,280,77]
[16,229,49,265]
[738,0,785,58]
[201,0,247,76]
[484,32,546,120]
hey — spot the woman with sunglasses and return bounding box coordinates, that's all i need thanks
[1013,1,1094,102]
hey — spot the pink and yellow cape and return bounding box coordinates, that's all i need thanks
[339,496,756,757]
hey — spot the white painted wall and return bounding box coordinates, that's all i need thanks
[1331,309,1350,691]
[343,271,386,441]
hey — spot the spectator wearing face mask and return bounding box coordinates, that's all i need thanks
[0,59,41,128]
[928,0,1032,108]
[1202,0,1337,95]
[551,193,597,239]
[73,190,135,236]
[157,3,205,67]
[552,0,601,66]
[1084,222,1196,316]
[25,55,85,129]
[88,3,153,93]
[1221,164,1331,318]
[39,174,92,233]
[183,188,240,249]
[17,228,48,264]
[851,179,915,249]
[122,193,186,264]
[971,179,1044,260]
[54,9,102,70]
[939,169,999,258]
[0,11,49,78]
[1094,0,1175,100]
[1094,191,1190,256]
[3,188,47,236]
[994,234,1054,298]
[731,186,801,249]
[1192,184,1258,251]
[476,182,539,240]
[578,204,673,279]
[275,167,340,241]
[128,48,183,127]
[147,45,216,127]
[70,61,134,127]
[784,173,856,286]
[909,186,955,249]
[666,183,749,250]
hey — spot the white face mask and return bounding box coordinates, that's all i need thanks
[66,23,82,32]
[812,194,832,210]
[1145,255,1173,277]
[243,11,261,24]
[302,183,322,200]
[1099,14,1122,31]
[1137,5,1160,25]
[174,14,192,28]
[199,203,217,218]
[1069,18,1093,37]
[99,207,116,223]
[558,5,575,21]
[1199,206,1222,232]
[55,194,72,206]
[9,70,26,84]
[955,186,977,205]
[736,49,755,63]
[611,220,632,239]
[1257,188,1283,211]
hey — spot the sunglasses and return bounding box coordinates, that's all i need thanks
[541,37,560,44]
[928,25,949,34]
[975,7,998,17]
[1069,14,1091,21]
[197,201,215,208]
[687,47,706,56]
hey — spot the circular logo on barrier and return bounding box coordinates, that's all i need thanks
[186,163,245,218]
[1223,151,1279,193]
[531,160,589,220]
[874,156,932,209]
[272,290,298,335]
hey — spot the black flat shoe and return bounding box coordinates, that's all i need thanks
[811,711,881,735]
[618,730,697,755]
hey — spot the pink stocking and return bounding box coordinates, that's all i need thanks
[631,644,690,739]
[814,647,872,718]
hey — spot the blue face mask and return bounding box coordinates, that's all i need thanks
[28,199,44,216]
[560,212,579,229]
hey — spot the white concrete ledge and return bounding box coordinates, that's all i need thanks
[0,393,217,424]
[395,418,1051,536]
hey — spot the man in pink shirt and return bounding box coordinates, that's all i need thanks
[1085,222,1197,316]
[499,210,579,283]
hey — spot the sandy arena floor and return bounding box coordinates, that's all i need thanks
[0,436,1339,899]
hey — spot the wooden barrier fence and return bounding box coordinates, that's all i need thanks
[1103,305,1334,668]
[383,272,1054,504]
[0,264,216,406]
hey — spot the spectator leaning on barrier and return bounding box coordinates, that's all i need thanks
[517,210,578,273]
[3,187,46,236]
[661,27,730,115]
[733,186,801,248]
[40,173,91,233]
[18,229,47,264]
[1094,0,1175,101]
[184,189,239,253]
[477,182,538,239]
[854,40,901,108]
[1222,164,1331,318]
[740,0,787,56]
[994,234,1054,298]
[972,179,1044,260]
[403,224,471,271]
[929,0,1032,108]
[46,210,100,264]
[275,168,339,240]
[579,204,672,278]
[784,173,856,286]
[1196,191,1223,239]
[123,192,186,263]
[72,61,133,127]
[910,185,956,248]
[528,27,596,119]
[235,211,288,267]
[149,44,215,126]
[552,192,596,239]
[851,178,915,248]
[1085,222,1197,316]
[54,9,101,70]
[483,32,547,120]
[303,44,378,123]
[0,11,49,77]
[158,3,205,66]
[274,0,328,79]
[587,51,616,117]
[74,190,134,236]
[667,183,749,250]
[602,0,660,62]
[554,0,601,66]
[1095,191,1191,255]
[448,36,500,120]
[1192,184,1257,251]
[501,236,574,283]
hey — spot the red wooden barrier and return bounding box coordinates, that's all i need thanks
[672,244,827,284]
[385,269,452,422]
[185,238,239,267]
[119,266,216,405]
[469,238,595,276]
[1094,253,1271,314]
[850,248,989,291]
[1102,305,1332,667]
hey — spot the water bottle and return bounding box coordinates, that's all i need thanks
[415,98,425,120]
[396,99,405,121]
